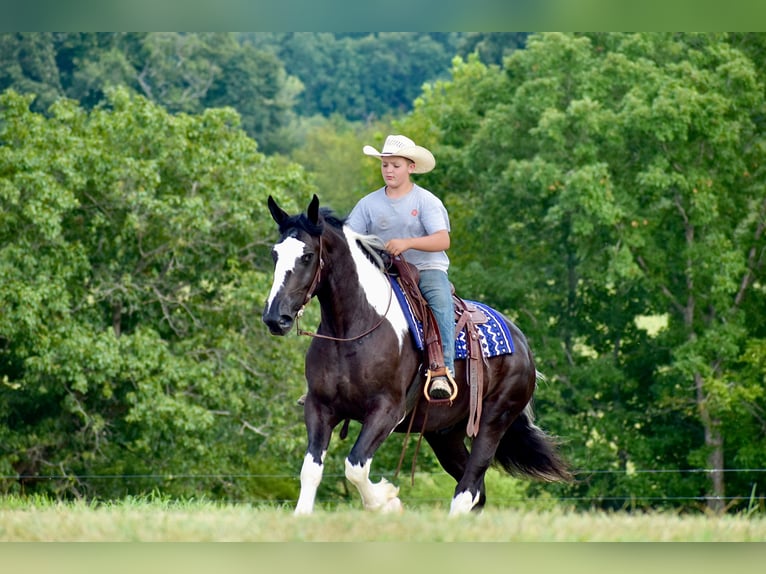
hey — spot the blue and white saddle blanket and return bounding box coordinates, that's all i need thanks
[390,278,514,359]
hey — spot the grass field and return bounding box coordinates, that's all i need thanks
[2,497,765,574]
[1,496,765,542]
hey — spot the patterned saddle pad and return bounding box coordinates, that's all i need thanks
[390,278,514,359]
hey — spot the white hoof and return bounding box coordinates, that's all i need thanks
[345,459,403,512]
[449,490,480,516]
[381,495,404,514]
[361,477,401,512]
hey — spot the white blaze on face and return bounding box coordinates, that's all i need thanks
[266,236,307,309]
[344,227,409,348]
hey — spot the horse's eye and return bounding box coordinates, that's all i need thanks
[301,253,313,265]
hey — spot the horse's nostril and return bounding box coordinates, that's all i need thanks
[263,313,294,336]
[262,310,282,329]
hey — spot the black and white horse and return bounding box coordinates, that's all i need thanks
[263,195,570,515]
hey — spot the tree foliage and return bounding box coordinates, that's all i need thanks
[0,32,478,156]
[397,32,766,511]
[3,32,766,513]
[0,33,300,155]
[243,33,463,122]
[0,88,315,500]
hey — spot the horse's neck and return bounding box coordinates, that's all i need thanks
[316,228,395,333]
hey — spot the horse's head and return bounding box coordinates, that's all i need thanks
[262,194,324,336]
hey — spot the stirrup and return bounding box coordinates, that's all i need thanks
[424,367,458,403]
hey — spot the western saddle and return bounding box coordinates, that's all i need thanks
[391,257,488,437]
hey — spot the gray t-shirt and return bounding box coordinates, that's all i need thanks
[346,184,450,272]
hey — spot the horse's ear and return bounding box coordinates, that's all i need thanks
[267,195,289,225]
[307,194,320,225]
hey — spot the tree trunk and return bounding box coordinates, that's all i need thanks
[706,425,725,513]
[112,300,122,338]
[695,372,725,513]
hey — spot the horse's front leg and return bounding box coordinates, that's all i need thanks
[295,399,337,515]
[345,403,404,513]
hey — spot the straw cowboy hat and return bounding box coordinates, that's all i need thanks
[363,134,435,174]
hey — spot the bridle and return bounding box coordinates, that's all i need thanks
[294,236,394,342]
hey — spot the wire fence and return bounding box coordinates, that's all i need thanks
[1,467,765,507]
[3,466,766,480]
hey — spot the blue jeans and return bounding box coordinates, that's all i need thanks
[418,269,455,374]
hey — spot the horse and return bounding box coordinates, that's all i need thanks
[262,194,570,515]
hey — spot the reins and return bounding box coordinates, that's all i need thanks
[394,389,430,486]
[294,236,395,342]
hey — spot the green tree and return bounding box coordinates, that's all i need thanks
[456,32,529,66]
[398,33,766,512]
[288,114,395,215]
[0,33,299,155]
[0,88,315,500]
[114,33,298,154]
[0,33,63,113]
[245,33,461,122]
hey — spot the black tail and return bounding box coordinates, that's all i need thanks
[494,403,572,482]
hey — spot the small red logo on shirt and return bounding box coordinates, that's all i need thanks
[411,209,418,217]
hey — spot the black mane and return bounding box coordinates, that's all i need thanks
[277,206,347,237]
[321,208,347,230]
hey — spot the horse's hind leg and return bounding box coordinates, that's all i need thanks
[425,427,487,511]
[449,423,510,516]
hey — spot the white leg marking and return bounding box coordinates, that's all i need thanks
[345,458,403,513]
[267,237,306,308]
[344,228,409,348]
[295,451,326,515]
[449,490,480,516]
